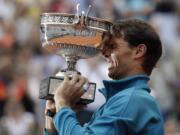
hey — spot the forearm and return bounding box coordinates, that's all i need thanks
[44,116,58,135]
[53,107,89,135]
[53,107,122,135]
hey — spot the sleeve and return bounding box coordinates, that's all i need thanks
[44,129,58,135]
[53,99,130,135]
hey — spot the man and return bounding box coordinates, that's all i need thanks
[44,19,164,135]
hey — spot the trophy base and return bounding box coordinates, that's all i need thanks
[39,76,96,104]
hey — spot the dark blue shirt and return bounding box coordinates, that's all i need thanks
[44,74,164,135]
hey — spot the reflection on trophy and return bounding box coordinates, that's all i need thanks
[39,5,112,104]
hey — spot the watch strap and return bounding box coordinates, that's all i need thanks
[46,109,56,117]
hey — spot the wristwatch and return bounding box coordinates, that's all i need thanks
[46,109,56,117]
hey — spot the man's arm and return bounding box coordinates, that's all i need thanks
[44,101,58,135]
[52,74,127,135]
[52,106,127,135]
[44,116,58,135]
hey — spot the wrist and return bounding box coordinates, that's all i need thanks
[45,116,56,132]
[55,99,70,113]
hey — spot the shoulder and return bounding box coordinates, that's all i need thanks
[127,87,158,110]
[103,88,135,116]
[100,87,163,132]
[104,87,161,117]
[121,87,163,122]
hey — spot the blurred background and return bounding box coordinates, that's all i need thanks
[0,0,180,135]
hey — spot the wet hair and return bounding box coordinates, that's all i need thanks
[112,19,162,75]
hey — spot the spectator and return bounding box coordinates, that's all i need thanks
[0,100,36,135]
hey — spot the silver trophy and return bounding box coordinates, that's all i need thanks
[39,5,112,104]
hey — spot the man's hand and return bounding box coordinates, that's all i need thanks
[54,74,87,112]
[45,100,56,133]
[45,100,56,114]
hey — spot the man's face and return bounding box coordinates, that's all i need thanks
[102,36,135,80]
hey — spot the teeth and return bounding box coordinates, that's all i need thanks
[108,61,113,68]
[111,53,118,67]
[106,58,111,63]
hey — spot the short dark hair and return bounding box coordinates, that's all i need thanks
[112,19,162,75]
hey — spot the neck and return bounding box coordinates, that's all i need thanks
[121,65,146,80]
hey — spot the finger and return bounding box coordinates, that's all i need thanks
[46,100,54,106]
[76,76,88,88]
[75,88,84,99]
[70,74,79,84]
[46,100,56,110]
[63,75,69,82]
[54,75,69,95]
[84,77,89,84]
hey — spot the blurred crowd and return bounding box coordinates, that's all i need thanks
[0,0,180,135]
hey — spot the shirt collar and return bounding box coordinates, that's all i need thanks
[99,74,150,100]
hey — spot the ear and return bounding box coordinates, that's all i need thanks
[133,44,147,59]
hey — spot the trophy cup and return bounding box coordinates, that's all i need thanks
[39,5,112,104]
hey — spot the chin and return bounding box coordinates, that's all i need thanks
[108,72,120,80]
[108,69,126,80]
[108,68,116,79]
